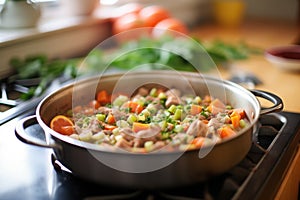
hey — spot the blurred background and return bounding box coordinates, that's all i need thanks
[102,0,299,26]
[0,0,299,74]
[0,1,300,200]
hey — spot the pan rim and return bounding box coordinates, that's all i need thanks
[36,70,259,155]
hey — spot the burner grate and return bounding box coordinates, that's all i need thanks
[0,76,73,125]
[257,126,279,149]
[0,80,36,124]
[0,82,22,108]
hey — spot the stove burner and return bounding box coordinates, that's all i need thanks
[0,84,39,124]
[0,82,23,113]
[0,83,20,107]
[49,113,297,200]
[0,77,72,125]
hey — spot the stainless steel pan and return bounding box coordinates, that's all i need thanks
[15,71,283,189]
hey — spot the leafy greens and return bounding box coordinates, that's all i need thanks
[9,36,261,100]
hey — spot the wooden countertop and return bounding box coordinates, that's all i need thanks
[191,20,300,113]
[191,19,300,200]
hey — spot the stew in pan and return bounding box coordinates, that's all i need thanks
[50,87,249,153]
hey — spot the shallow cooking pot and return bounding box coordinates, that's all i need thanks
[15,71,283,189]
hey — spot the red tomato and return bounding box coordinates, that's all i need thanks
[112,13,145,35]
[139,5,170,27]
[152,18,188,37]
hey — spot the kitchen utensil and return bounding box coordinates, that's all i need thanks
[15,71,283,189]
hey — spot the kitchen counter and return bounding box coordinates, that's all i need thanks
[191,19,300,200]
[191,19,300,113]
[0,16,111,79]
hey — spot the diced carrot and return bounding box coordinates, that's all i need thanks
[202,119,209,124]
[191,137,205,147]
[104,124,117,131]
[183,124,189,132]
[230,110,240,118]
[231,108,246,119]
[207,98,225,115]
[203,95,212,103]
[190,104,202,115]
[106,113,115,124]
[97,90,110,105]
[231,115,240,129]
[230,109,245,128]
[219,126,236,139]
[132,122,150,133]
[135,104,144,114]
[123,101,143,114]
[167,123,174,131]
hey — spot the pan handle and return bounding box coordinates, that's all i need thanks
[15,115,61,150]
[250,89,284,115]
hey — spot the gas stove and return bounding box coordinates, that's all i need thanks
[48,112,300,200]
[0,76,73,125]
[0,104,299,199]
[0,75,299,200]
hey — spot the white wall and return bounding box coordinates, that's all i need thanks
[244,0,298,22]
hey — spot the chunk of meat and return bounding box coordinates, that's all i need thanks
[166,89,181,97]
[137,87,148,96]
[115,138,134,149]
[133,125,162,147]
[186,120,208,137]
[135,125,161,139]
[119,125,162,148]
[75,117,102,134]
[97,107,112,115]
[207,118,223,130]
[112,109,128,121]
[119,127,135,141]
[153,141,166,151]
[165,96,180,108]
[165,89,181,108]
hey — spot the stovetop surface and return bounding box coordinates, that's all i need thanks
[0,111,299,200]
